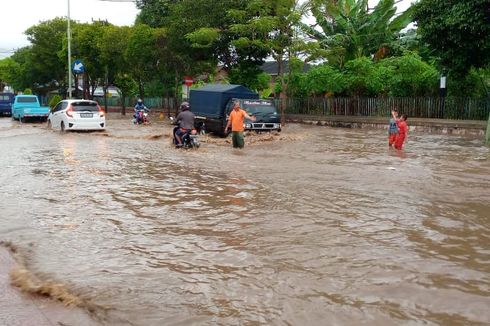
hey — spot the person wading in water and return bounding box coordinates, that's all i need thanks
[224,100,256,149]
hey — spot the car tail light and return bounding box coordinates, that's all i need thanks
[98,105,105,117]
[66,106,74,117]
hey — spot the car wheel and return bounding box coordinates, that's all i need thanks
[60,121,66,133]
[19,117,24,123]
[46,119,52,129]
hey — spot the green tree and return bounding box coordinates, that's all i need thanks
[98,25,132,110]
[125,24,160,99]
[229,0,306,119]
[343,57,388,96]
[380,53,438,97]
[115,73,137,115]
[135,0,177,28]
[1,47,35,92]
[412,0,490,77]
[305,64,345,96]
[25,18,68,94]
[303,0,413,67]
[71,21,111,98]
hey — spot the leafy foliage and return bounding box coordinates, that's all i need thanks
[25,18,68,90]
[413,0,490,76]
[48,95,62,108]
[380,53,438,97]
[303,0,414,66]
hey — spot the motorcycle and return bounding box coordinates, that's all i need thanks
[133,109,150,125]
[170,117,200,149]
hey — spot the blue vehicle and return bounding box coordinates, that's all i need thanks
[12,95,50,122]
[0,93,14,116]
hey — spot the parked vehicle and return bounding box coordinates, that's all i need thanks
[0,93,14,116]
[225,98,281,133]
[189,84,259,136]
[47,99,106,132]
[12,95,50,122]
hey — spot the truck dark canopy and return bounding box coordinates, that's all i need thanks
[190,84,258,118]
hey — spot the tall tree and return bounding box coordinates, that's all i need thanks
[303,0,413,67]
[135,0,177,28]
[24,18,68,94]
[412,0,490,77]
[125,24,160,99]
[99,25,132,110]
[228,0,306,118]
[71,21,111,98]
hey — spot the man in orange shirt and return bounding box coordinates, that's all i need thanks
[224,100,256,148]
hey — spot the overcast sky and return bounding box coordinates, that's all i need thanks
[0,0,139,59]
[0,0,413,59]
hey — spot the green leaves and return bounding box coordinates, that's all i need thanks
[413,0,490,76]
[186,28,220,48]
[304,0,414,66]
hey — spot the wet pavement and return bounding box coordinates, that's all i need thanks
[0,114,489,325]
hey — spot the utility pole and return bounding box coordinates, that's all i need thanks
[67,0,72,99]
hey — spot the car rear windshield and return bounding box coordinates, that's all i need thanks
[72,102,99,112]
[17,97,38,103]
[0,95,12,101]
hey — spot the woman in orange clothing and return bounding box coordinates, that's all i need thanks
[392,110,408,150]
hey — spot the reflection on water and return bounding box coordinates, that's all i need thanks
[0,118,489,325]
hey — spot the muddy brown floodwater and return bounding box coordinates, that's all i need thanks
[0,115,489,325]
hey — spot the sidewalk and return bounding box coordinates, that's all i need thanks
[286,114,487,136]
[0,247,98,326]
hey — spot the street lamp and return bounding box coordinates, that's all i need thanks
[67,0,72,99]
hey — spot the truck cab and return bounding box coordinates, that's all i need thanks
[225,98,281,133]
[12,95,50,122]
[0,93,14,116]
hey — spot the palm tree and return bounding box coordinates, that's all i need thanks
[302,0,413,67]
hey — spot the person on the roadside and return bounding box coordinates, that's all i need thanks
[224,100,256,149]
[388,108,399,147]
[174,101,195,147]
[392,110,408,150]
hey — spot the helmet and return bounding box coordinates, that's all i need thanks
[180,101,190,111]
[137,98,143,104]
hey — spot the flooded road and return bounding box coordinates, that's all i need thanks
[0,115,489,325]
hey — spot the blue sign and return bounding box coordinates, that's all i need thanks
[72,60,85,74]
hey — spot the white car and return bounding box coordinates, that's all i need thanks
[48,99,106,132]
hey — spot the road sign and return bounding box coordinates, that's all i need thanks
[183,76,193,87]
[72,60,85,74]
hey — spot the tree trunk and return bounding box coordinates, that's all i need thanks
[121,94,126,116]
[277,58,287,125]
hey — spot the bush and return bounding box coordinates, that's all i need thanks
[48,95,62,108]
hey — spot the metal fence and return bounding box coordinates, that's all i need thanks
[97,96,178,111]
[278,97,490,120]
[99,96,490,121]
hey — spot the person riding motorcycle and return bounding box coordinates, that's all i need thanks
[174,101,196,147]
[133,99,149,124]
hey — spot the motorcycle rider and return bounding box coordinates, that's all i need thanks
[174,101,196,147]
[133,98,149,124]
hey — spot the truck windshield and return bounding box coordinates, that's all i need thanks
[242,105,276,115]
[72,102,99,112]
[17,97,37,103]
